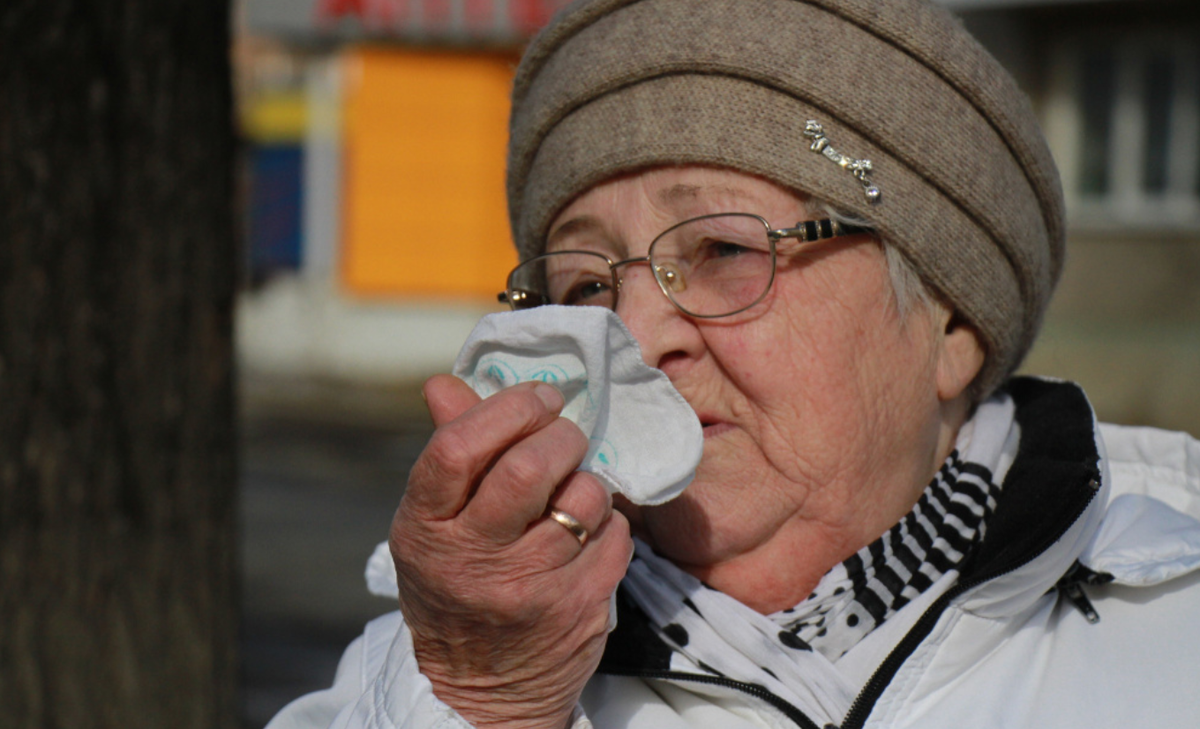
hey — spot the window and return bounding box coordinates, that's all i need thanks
[1045,32,1200,229]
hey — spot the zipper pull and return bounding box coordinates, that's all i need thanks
[1055,561,1112,624]
[1061,581,1100,624]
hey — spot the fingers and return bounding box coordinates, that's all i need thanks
[423,374,482,428]
[560,509,634,599]
[459,418,591,541]
[411,373,617,560]
[547,471,613,547]
[547,471,612,547]
[406,377,567,520]
[519,471,619,565]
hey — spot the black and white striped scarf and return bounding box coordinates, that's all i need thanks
[621,394,1019,723]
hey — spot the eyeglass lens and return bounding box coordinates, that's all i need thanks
[506,213,776,317]
[508,251,617,309]
[650,214,774,316]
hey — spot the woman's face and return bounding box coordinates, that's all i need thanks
[546,167,957,582]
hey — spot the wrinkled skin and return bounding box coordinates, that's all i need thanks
[391,377,631,728]
[390,166,984,727]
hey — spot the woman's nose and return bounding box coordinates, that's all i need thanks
[614,266,700,370]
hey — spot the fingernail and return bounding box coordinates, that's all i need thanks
[533,383,564,412]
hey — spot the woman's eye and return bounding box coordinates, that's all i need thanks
[561,280,612,305]
[713,241,750,257]
[698,239,754,259]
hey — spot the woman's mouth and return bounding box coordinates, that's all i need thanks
[700,420,735,438]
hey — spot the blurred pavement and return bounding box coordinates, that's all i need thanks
[239,376,434,728]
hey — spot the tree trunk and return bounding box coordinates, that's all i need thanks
[0,2,239,727]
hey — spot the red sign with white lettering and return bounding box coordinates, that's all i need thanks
[315,0,569,40]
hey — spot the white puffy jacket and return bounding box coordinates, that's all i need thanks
[268,379,1200,729]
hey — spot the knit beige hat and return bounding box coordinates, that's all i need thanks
[506,0,1065,396]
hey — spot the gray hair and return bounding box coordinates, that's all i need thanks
[819,203,935,321]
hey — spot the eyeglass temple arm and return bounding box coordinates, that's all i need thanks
[770,218,872,243]
[498,289,546,307]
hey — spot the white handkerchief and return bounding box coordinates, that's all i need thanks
[452,306,703,505]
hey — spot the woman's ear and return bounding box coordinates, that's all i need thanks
[936,313,986,402]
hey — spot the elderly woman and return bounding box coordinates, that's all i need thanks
[270,0,1200,727]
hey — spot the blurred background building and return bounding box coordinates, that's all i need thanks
[235,0,544,388]
[231,0,1199,725]
[956,0,1200,434]
[233,0,1200,430]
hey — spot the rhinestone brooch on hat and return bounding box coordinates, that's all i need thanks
[804,120,880,204]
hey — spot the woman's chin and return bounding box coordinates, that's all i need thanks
[639,490,753,565]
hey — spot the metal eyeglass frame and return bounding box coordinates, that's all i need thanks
[497,213,871,319]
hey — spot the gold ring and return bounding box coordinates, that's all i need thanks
[548,508,589,547]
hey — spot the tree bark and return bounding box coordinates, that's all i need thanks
[0,2,239,727]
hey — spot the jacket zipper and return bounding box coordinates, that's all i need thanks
[836,473,1102,729]
[609,471,1101,729]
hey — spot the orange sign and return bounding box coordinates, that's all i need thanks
[341,48,518,300]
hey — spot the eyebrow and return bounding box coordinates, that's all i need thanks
[657,183,751,206]
[546,216,605,251]
[545,183,761,250]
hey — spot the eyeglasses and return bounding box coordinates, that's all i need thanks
[498,213,869,318]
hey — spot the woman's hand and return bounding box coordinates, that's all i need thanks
[391,374,632,729]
